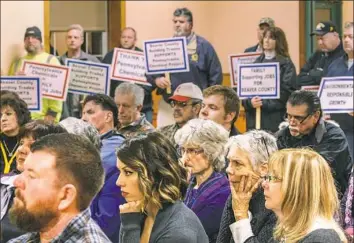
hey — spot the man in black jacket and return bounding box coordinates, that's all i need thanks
[277,90,353,198]
[102,27,154,123]
[297,21,344,88]
[244,17,275,53]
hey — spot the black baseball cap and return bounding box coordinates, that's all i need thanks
[24,26,42,42]
[311,21,337,36]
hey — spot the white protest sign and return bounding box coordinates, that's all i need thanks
[237,63,280,99]
[0,77,42,111]
[229,52,261,87]
[318,76,353,113]
[22,61,69,101]
[66,59,111,95]
[143,37,189,74]
[301,85,320,94]
[111,48,150,86]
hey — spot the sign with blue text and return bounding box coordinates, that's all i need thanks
[318,76,353,113]
[0,76,42,111]
[66,59,111,95]
[143,37,189,74]
[237,63,280,99]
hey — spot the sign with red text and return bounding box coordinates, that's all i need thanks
[318,76,353,113]
[237,63,280,99]
[0,76,42,111]
[229,52,261,87]
[111,48,150,86]
[22,61,69,101]
[143,37,189,74]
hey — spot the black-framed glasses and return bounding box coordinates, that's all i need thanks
[261,174,282,183]
[177,147,204,156]
[252,133,270,158]
[284,113,311,124]
[170,100,199,108]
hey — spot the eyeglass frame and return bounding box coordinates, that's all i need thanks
[284,112,312,124]
[169,100,200,109]
[261,174,282,183]
[177,147,204,157]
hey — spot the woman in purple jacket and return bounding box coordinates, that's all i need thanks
[175,118,230,243]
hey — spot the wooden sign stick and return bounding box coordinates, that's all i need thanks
[256,107,261,129]
[165,72,171,94]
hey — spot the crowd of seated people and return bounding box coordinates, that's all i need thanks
[1,6,353,243]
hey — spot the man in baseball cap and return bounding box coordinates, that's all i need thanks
[158,83,203,146]
[245,17,275,53]
[297,21,344,87]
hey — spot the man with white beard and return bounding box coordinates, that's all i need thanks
[276,90,353,199]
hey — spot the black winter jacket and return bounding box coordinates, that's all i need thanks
[297,43,344,88]
[277,119,353,197]
[242,54,297,133]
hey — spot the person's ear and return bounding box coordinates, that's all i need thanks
[57,184,77,211]
[136,104,143,112]
[225,112,236,124]
[313,110,321,124]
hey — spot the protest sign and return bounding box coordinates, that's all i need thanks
[318,76,353,113]
[0,76,42,111]
[301,85,320,93]
[111,48,150,86]
[229,52,261,87]
[22,61,69,101]
[237,63,280,99]
[66,59,111,95]
[143,37,189,74]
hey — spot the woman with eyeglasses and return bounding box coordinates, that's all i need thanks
[242,27,297,133]
[217,130,278,243]
[174,118,230,243]
[0,94,31,175]
[261,148,347,242]
[116,131,208,243]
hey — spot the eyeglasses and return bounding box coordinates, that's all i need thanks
[261,174,282,183]
[177,147,204,156]
[170,100,199,108]
[252,133,270,158]
[284,113,311,124]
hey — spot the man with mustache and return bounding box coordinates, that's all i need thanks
[158,83,202,147]
[276,90,353,198]
[8,26,63,124]
[6,133,110,242]
[149,7,222,128]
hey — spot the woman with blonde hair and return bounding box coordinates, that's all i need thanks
[116,132,208,243]
[263,148,347,242]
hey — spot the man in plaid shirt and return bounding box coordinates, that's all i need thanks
[7,134,111,243]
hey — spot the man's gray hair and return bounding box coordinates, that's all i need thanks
[173,8,193,25]
[114,82,144,106]
[226,130,278,169]
[67,24,84,38]
[174,118,229,172]
[60,117,101,150]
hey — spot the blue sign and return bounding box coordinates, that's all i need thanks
[0,76,41,111]
[237,63,280,100]
[143,37,189,74]
[66,59,111,95]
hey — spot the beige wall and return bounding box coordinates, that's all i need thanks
[125,1,300,73]
[343,1,353,25]
[50,1,107,31]
[1,1,44,74]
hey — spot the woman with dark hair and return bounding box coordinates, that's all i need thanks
[0,95,31,174]
[116,132,208,243]
[242,27,297,133]
[0,120,67,242]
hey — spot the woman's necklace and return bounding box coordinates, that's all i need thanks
[2,140,19,157]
